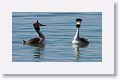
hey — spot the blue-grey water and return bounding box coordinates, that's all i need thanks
[12,12,102,62]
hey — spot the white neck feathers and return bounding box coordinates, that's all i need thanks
[73,28,80,41]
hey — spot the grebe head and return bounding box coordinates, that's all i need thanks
[76,18,82,28]
[33,20,46,31]
[33,20,40,31]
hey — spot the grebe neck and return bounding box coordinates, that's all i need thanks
[73,28,80,40]
[36,30,45,39]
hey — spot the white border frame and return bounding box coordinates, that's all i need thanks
[0,0,114,74]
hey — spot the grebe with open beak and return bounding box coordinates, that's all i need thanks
[23,20,46,44]
[72,18,89,47]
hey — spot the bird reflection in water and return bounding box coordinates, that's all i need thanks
[23,43,45,62]
[32,43,45,62]
[72,44,88,62]
[72,44,80,62]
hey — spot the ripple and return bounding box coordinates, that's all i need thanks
[12,12,102,62]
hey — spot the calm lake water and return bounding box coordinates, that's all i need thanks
[12,12,102,62]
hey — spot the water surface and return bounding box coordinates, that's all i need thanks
[12,12,102,62]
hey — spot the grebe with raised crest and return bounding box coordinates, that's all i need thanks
[23,20,45,45]
[72,18,89,47]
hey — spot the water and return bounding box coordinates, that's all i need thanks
[12,12,102,62]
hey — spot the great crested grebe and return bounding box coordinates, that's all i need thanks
[72,18,89,47]
[23,20,45,45]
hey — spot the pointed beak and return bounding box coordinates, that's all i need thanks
[40,23,46,26]
[36,20,46,26]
